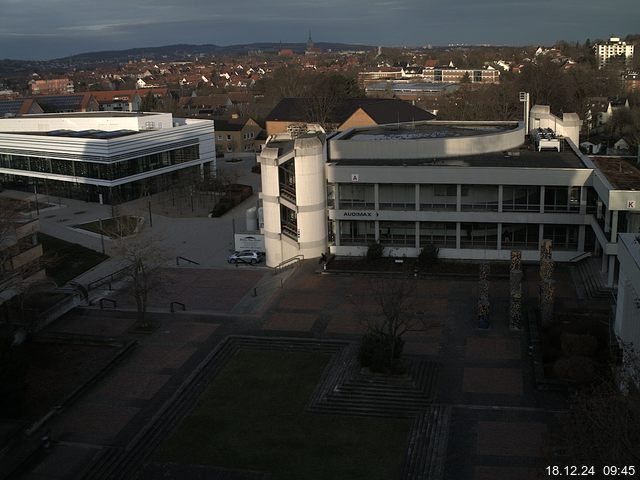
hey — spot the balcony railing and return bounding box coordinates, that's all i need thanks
[461,202,500,212]
[420,202,456,211]
[279,184,296,203]
[379,202,416,210]
[339,200,375,209]
[281,222,298,240]
[502,204,541,212]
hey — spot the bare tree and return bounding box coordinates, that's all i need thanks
[551,342,640,467]
[357,277,419,373]
[112,227,168,328]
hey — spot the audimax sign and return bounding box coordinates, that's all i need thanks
[342,211,379,217]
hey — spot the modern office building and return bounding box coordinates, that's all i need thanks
[595,36,635,69]
[0,112,215,204]
[258,105,640,290]
[615,233,640,359]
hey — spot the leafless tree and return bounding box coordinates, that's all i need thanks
[551,342,640,467]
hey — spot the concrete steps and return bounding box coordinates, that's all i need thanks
[574,258,614,300]
[401,405,451,480]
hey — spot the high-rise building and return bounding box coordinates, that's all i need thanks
[594,36,634,69]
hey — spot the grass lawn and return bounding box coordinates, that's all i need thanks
[74,215,140,238]
[40,233,109,285]
[156,350,411,480]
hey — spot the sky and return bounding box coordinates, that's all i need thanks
[1,0,639,60]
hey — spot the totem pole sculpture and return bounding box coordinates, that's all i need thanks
[509,250,523,331]
[539,239,555,328]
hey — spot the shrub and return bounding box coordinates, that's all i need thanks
[358,331,405,374]
[366,241,384,263]
[417,244,439,268]
[561,333,599,357]
[553,355,599,383]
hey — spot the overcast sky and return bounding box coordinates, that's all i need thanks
[1,0,639,60]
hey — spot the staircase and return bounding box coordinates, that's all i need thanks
[573,257,614,301]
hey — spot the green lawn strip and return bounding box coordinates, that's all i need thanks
[74,215,139,238]
[157,350,411,480]
[40,233,109,285]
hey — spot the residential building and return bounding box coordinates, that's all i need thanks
[29,94,100,113]
[29,78,74,96]
[258,105,640,294]
[595,37,634,69]
[0,112,215,204]
[214,117,264,158]
[92,88,172,112]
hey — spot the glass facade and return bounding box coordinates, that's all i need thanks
[379,221,415,246]
[420,222,456,248]
[338,184,375,209]
[460,223,498,249]
[502,186,541,212]
[502,223,539,249]
[378,184,415,210]
[339,220,375,245]
[0,145,199,181]
[543,224,579,250]
[544,186,580,212]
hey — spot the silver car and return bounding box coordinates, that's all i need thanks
[228,250,264,265]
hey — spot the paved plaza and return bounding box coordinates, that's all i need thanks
[5,258,578,479]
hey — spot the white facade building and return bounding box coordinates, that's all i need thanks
[258,106,640,289]
[595,37,635,69]
[0,112,215,204]
[615,233,640,355]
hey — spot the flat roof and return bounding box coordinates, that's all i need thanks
[329,138,587,169]
[591,156,640,190]
[341,122,518,141]
[6,129,140,139]
[18,112,156,118]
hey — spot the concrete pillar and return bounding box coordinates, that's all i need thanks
[456,222,461,249]
[578,225,586,251]
[456,184,462,212]
[334,183,339,210]
[539,186,545,214]
[579,186,587,215]
[415,184,420,212]
[335,220,341,247]
[497,223,503,250]
[375,220,380,242]
[498,185,503,213]
[611,211,619,240]
[608,255,616,288]
[601,252,608,274]
[415,221,420,249]
[604,208,611,233]
[374,183,379,210]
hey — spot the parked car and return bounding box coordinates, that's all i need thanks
[228,250,264,265]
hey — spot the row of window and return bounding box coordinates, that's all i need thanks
[0,145,199,181]
[330,184,584,212]
[336,221,579,250]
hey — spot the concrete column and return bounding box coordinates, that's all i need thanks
[601,252,608,274]
[579,186,587,215]
[611,211,619,240]
[374,184,379,210]
[456,222,461,249]
[539,186,545,213]
[497,223,503,250]
[456,184,462,212]
[375,220,380,242]
[538,223,544,248]
[597,200,603,220]
[498,185,503,213]
[604,208,611,233]
[608,255,616,287]
[334,183,339,210]
[415,221,420,249]
[335,221,341,246]
[415,184,420,212]
[578,225,586,251]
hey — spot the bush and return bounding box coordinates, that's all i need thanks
[553,355,599,383]
[358,331,405,374]
[366,241,384,263]
[561,333,599,357]
[417,244,439,268]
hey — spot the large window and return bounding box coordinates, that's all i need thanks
[461,185,499,211]
[0,145,200,181]
[544,186,580,212]
[280,205,298,240]
[378,184,415,210]
[502,186,541,212]
[460,223,498,249]
[338,184,375,209]
[379,221,415,247]
[421,184,457,210]
[420,222,456,248]
[502,223,539,250]
[339,220,375,246]
[543,224,579,250]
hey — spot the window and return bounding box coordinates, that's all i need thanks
[460,223,498,249]
[543,224,579,250]
[434,184,457,196]
[420,222,456,248]
[380,221,415,246]
[338,184,375,209]
[378,184,415,210]
[502,186,541,211]
[340,220,375,246]
[226,134,232,141]
[502,223,539,249]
